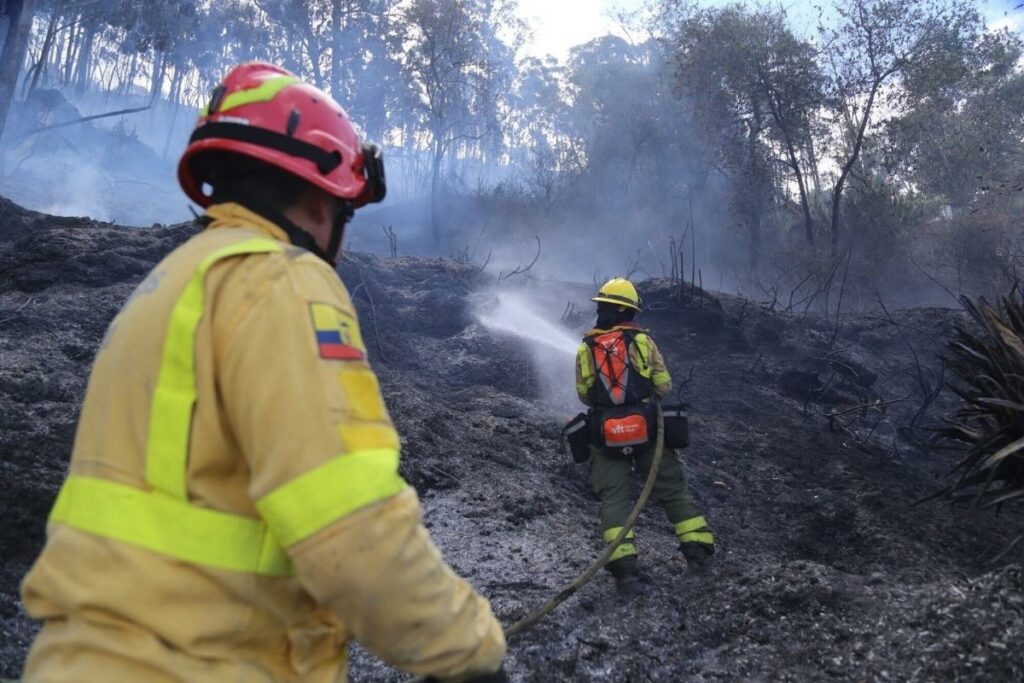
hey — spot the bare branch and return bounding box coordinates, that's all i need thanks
[497,236,541,283]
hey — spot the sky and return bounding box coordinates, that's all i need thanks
[515,0,1024,61]
[514,0,642,59]
[986,0,1024,31]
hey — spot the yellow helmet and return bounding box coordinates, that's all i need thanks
[592,277,642,311]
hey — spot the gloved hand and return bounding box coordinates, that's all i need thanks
[425,665,508,683]
[467,666,509,683]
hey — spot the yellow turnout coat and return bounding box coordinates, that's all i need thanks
[20,203,505,682]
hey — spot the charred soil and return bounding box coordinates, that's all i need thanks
[1,197,1022,681]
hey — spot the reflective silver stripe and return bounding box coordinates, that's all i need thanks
[599,292,637,306]
[565,419,588,436]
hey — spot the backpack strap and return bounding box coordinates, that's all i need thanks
[628,330,650,369]
[586,329,633,406]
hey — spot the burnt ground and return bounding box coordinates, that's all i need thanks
[1,195,1023,681]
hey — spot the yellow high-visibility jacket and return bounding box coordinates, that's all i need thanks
[20,203,505,682]
[575,324,672,405]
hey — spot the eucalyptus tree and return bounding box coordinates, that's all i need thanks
[507,55,582,205]
[884,28,1024,211]
[391,0,520,243]
[564,36,702,211]
[822,0,984,254]
[663,3,826,248]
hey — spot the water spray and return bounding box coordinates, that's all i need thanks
[475,291,582,412]
[475,291,580,358]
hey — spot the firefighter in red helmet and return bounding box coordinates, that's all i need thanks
[576,278,715,595]
[21,63,506,682]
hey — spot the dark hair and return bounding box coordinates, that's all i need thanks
[596,301,636,328]
[189,151,315,212]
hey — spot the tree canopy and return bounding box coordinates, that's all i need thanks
[0,0,1021,298]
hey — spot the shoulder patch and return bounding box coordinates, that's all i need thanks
[309,302,366,361]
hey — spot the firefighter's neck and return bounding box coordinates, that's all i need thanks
[595,319,637,331]
[282,189,336,254]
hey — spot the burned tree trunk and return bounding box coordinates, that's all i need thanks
[0,0,37,140]
[120,51,138,97]
[763,85,815,246]
[26,0,63,96]
[785,137,815,246]
[830,75,887,257]
[331,0,343,100]
[430,133,444,245]
[62,14,80,84]
[150,51,166,104]
[72,15,97,95]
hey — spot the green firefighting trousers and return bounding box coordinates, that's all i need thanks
[589,445,714,562]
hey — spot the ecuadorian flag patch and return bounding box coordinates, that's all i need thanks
[309,302,366,361]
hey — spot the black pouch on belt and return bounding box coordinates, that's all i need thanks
[564,413,592,463]
[662,402,690,449]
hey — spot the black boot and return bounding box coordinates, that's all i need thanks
[680,542,714,572]
[616,572,641,596]
[607,555,642,596]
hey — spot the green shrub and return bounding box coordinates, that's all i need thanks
[937,291,1024,557]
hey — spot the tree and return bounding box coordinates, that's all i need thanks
[665,3,826,248]
[822,0,983,254]
[248,1,407,141]
[0,0,37,140]
[564,36,709,212]
[326,0,402,142]
[885,29,1024,210]
[254,0,330,87]
[507,55,583,205]
[24,0,66,96]
[393,0,518,244]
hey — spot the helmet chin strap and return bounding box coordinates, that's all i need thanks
[326,200,354,265]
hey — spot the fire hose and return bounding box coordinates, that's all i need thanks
[406,404,666,682]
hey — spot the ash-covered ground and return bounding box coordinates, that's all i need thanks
[1,196,1022,681]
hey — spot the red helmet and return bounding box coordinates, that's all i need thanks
[178,62,385,208]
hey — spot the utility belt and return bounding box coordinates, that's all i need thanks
[563,402,690,463]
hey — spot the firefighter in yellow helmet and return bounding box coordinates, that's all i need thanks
[20,63,506,682]
[576,278,715,594]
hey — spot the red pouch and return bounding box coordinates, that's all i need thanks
[592,404,655,455]
[602,413,650,447]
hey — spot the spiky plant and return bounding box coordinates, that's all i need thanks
[937,291,1024,549]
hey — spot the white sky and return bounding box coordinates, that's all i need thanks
[515,0,642,60]
[986,0,1024,32]
[516,0,1024,61]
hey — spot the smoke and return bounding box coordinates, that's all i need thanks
[37,160,111,221]
[0,89,195,226]
[4,148,192,226]
[474,290,583,414]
